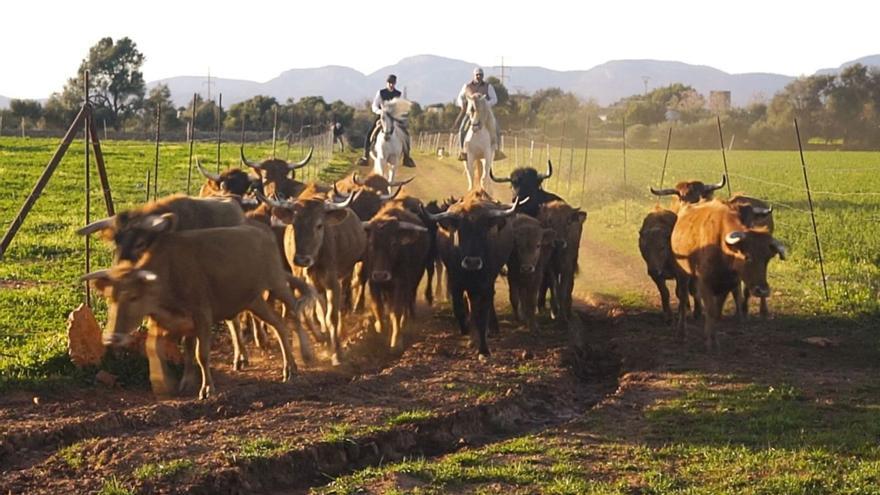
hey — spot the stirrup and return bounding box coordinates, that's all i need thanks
[494,149,507,161]
[356,156,369,166]
[457,151,467,161]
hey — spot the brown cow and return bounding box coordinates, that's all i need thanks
[240,146,312,199]
[196,159,259,198]
[671,199,786,351]
[507,214,555,332]
[263,184,367,365]
[82,222,314,399]
[650,175,727,212]
[538,201,587,323]
[363,202,431,350]
[335,171,414,196]
[728,194,775,319]
[428,190,519,358]
[638,207,681,324]
[77,194,245,262]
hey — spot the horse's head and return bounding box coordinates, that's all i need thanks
[380,98,411,141]
[467,94,488,130]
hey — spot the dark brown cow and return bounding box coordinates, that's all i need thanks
[77,194,245,262]
[82,222,313,399]
[196,159,259,198]
[650,175,727,212]
[638,207,680,323]
[363,202,431,350]
[427,190,519,358]
[240,146,312,199]
[538,201,587,323]
[507,214,555,332]
[265,184,367,365]
[671,199,786,351]
[728,194,775,318]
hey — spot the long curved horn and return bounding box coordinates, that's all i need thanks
[388,176,415,187]
[489,166,511,183]
[380,185,403,201]
[650,186,680,197]
[324,189,361,211]
[80,269,112,282]
[77,216,116,236]
[706,174,727,192]
[490,196,528,217]
[423,206,457,222]
[240,146,262,170]
[771,238,787,260]
[398,221,428,232]
[253,190,288,209]
[287,147,313,170]
[196,158,221,182]
[752,205,772,216]
[538,160,553,180]
[352,172,365,186]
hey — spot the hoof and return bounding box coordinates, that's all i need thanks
[198,386,213,400]
[330,353,342,367]
[477,352,490,363]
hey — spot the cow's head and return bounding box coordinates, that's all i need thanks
[724,228,786,298]
[512,215,555,274]
[78,211,178,262]
[196,160,255,197]
[241,145,312,195]
[650,175,727,207]
[363,214,428,282]
[490,161,553,199]
[82,263,161,347]
[538,201,587,250]
[638,208,677,279]
[427,192,524,271]
[350,172,414,195]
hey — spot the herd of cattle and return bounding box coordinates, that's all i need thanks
[76,148,586,399]
[73,143,785,399]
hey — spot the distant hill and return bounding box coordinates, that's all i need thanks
[6,54,880,110]
[815,55,880,76]
[0,95,9,109]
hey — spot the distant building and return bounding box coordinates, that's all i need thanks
[709,91,732,113]
[426,104,445,114]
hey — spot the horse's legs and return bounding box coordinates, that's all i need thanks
[464,155,475,190]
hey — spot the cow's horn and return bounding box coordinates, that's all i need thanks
[650,186,679,197]
[254,190,288,209]
[491,196,528,217]
[240,146,261,170]
[76,216,116,236]
[388,176,415,187]
[489,167,511,183]
[287,147,313,170]
[771,238,787,260]
[352,172,365,186]
[196,158,221,182]
[398,221,428,232]
[380,185,403,201]
[752,205,772,216]
[80,269,112,282]
[423,206,456,222]
[324,189,361,211]
[725,231,746,245]
[538,160,553,180]
[707,174,727,192]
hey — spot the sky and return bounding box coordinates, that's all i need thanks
[1,0,877,99]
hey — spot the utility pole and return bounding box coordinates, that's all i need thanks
[202,67,214,102]
[641,76,650,95]
[499,56,510,86]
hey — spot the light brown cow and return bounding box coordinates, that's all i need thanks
[363,202,431,350]
[240,146,312,199]
[264,184,367,365]
[77,194,245,263]
[727,194,775,319]
[507,214,555,332]
[671,199,786,351]
[650,175,727,213]
[538,201,587,323]
[82,222,314,399]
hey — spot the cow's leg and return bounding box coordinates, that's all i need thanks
[225,318,248,371]
[435,261,446,302]
[280,303,315,365]
[193,317,215,400]
[178,336,199,395]
[471,290,492,358]
[699,282,721,353]
[144,322,177,399]
[652,275,673,324]
[424,259,435,306]
[689,278,702,320]
[674,275,690,341]
[733,283,747,322]
[559,270,575,322]
[488,303,500,336]
[352,261,368,312]
[480,157,492,193]
[389,303,404,351]
[463,156,475,190]
[369,282,387,335]
[248,297,297,381]
[326,281,343,366]
[508,273,521,322]
[450,280,469,336]
[523,281,539,333]
[759,294,769,319]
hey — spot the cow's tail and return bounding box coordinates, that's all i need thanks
[286,273,318,315]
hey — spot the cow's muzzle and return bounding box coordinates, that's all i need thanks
[520,265,536,274]
[293,254,315,268]
[461,257,483,271]
[103,332,134,348]
[371,271,392,282]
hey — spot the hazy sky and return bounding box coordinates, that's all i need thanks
[1,0,877,99]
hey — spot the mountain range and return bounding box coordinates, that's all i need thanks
[2,55,879,110]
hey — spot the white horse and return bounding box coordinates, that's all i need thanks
[370,98,412,183]
[462,94,496,191]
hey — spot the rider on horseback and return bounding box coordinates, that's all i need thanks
[454,67,506,162]
[357,74,416,168]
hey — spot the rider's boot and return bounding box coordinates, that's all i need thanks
[494,148,507,161]
[403,150,416,168]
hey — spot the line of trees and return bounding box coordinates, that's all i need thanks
[4,37,880,150]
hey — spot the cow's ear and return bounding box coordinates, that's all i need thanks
[143,213,177,233]
[771,238,787,260]
[325,209,349,226]
[438,218,459,232]
[272,207,294,225]
[572,210,587,224]
[92,278,114,297]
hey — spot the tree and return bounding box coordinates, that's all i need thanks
[9,99,43,128]
[57,37,146,130]
[139,84,182,131]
